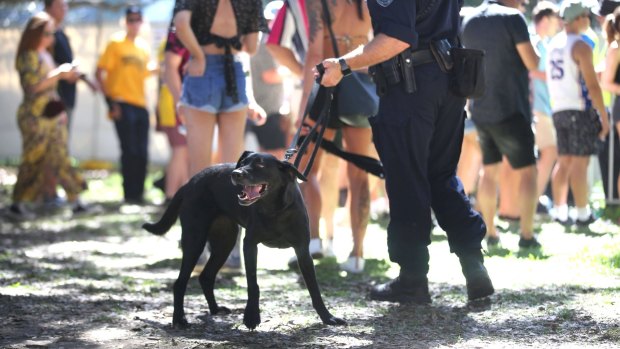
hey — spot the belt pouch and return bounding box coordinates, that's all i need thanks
[449,47,486,98]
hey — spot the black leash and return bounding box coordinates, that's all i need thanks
[284,64,334,179]
[283,66,386,180]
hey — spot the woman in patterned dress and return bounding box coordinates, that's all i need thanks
[9,12,87,218]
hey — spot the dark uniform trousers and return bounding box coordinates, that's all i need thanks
[369,62,486,271]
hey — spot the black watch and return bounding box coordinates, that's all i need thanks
[338,58,352,77]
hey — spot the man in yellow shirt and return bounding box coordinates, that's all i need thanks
[96,5,156,204]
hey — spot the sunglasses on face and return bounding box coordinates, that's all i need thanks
[127,17,142,23]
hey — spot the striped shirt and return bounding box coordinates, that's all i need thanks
[265,0,308,63]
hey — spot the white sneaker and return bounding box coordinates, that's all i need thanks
[288,238,324,268]
[339,256,365,274]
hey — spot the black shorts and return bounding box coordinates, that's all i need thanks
[309,109,371,129]
[475,116,536,168]
[553,109,601,156]
[248,113,287,150]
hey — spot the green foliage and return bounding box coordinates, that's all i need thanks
[600,251,620,269]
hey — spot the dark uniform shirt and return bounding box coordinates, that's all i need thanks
[53,29,75,108]
[366,0,462,50]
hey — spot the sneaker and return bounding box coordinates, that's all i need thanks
[518,236,542,249]
[340,256,365,274]
[536,202,550,215]
[6,203,36,221]
[288,238,324,269]
[457,250,495,301]
[553,217,574,226]
[486,236,501,248]
[369,276,431,304]
[575,214,596,227]
[72,202,104,216]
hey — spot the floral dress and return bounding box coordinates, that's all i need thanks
[13,50,85,203]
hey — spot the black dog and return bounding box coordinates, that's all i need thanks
[143,151,345,329]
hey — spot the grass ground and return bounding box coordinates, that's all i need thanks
[0,167,619,348]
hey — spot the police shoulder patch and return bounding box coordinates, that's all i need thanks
[376,0,394,7]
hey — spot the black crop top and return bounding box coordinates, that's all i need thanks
[173,0,268,46]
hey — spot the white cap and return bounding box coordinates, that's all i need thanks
[264,0,284,21]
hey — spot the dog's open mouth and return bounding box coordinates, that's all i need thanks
[238,183,268,206]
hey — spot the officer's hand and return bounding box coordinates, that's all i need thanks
[314,58,342,87]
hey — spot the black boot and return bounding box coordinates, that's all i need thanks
[457,249,494,301]
[369,273,431,304]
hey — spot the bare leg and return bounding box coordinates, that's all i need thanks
[183,106,217,176]
[537,145,558,197]
[342,126,372,258]
[477,163,500,238]
[217,108,248,163]
[517,164,538,239]
[319,152,340,242]
[552,156,572,207]
[457,131,482,195]
[568,156,591,208]
[297,126,336,241]
[498,157,521,219]
[165,145,190,199]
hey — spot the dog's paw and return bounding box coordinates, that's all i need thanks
[211,306,232,315]
[322,315,346,326]
[243,308,261,330]
[172,316,189,329]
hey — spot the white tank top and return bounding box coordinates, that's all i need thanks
[546,32,591,112]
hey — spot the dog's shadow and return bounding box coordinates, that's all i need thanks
[142,310,341,346]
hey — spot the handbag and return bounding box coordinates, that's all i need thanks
[320,0,378,120]
[41,98,66,119]
[331,72,378,119]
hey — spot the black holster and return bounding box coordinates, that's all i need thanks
[369,50,417,96]
[398,50,417,94]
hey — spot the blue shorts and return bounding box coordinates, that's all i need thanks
[179,55,248,114]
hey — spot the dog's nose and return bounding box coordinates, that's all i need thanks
[231,169,243,182]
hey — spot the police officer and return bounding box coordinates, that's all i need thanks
[317,0,494,303]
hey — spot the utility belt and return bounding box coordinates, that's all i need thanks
[369,39,486,99]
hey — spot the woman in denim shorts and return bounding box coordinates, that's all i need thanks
[173,0,268,176]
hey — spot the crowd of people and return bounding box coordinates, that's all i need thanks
[6,0,620,299]
[459,0,616,254]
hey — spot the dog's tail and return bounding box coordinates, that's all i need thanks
[142,185,185,235]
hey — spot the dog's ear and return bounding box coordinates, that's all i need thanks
[236,151,254,169]
[279,161,307,182]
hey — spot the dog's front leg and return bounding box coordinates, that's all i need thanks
[242,238,261,330]
[294,246,346,326]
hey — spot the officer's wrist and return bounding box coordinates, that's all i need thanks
[338,58,352,77]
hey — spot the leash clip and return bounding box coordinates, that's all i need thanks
[315,63,325,83]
